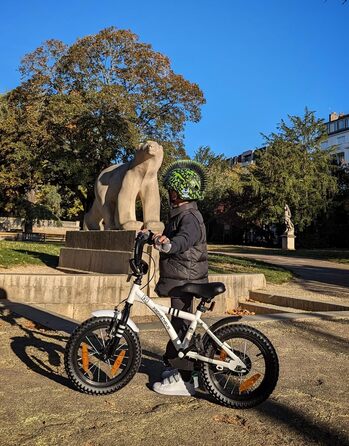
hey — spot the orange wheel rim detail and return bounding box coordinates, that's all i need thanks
[81,343,89,372]
[239,373,261,393]
[111,350,126,376]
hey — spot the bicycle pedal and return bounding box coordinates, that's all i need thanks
[192,372,200,388]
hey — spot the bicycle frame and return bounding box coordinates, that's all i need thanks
[123,282,247,372]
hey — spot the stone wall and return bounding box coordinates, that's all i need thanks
[0,273,266,321]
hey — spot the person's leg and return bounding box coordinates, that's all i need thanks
[164,295,194,382]
[153,294,196,396]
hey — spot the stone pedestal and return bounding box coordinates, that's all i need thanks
[58,231,159,295]
[281,234,295,250]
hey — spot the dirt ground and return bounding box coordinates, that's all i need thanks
[0,310,348,446]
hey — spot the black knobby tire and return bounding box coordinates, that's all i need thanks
[64,317,142,395]
[201,324,279,409]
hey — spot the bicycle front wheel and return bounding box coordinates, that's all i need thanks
[201,324,279,409]
[64,317,142,395]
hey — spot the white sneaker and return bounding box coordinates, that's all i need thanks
[161,367,178,379]
[153,373,195,396]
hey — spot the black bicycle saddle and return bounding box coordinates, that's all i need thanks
[174,282,226,302]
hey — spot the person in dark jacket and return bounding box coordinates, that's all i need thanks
[152,160,208,396]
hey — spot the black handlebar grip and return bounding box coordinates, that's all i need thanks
[134,230,155,265]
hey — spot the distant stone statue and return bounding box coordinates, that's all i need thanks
[284,204,294,236]
[84,141,164,233]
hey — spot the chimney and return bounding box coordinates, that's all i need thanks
[329,112,339,122]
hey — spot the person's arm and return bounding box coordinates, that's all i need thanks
[168,214,201,254]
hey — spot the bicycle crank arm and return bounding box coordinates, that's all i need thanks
[185,351,248,372]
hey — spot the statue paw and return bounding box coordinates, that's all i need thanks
[121,221,143,231]
[143,221,165,233]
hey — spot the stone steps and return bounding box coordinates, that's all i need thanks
[240,300,305,314]
[240,290,349,314]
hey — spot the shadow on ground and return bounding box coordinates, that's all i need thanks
[0,307,72,388]
[256,399,348,445]
[13,249,59,268]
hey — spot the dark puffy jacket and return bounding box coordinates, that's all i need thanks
[155,202,208,297]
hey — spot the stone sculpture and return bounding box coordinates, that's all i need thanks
[284,204,294,235]
[282,204,295,250]
[84,141,164,233]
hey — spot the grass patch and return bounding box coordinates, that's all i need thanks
[0,240,61,268]
[208,245,349,264]
[208,253,293,284]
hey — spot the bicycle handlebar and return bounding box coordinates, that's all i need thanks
[133,230,155,267]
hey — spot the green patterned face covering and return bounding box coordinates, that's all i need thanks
[163,160,207,200]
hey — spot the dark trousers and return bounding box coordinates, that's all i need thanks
[164,295,194,381]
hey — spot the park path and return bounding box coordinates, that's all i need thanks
[210,251,349,301]
[0,310,348,446]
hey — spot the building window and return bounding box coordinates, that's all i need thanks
[329,122,338,133]
[337,152,345,163]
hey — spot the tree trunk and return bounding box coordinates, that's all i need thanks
[23,189,37,233]
[70,186,95,230]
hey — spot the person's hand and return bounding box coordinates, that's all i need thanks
[153,233,171,253]
[153,233,170,245]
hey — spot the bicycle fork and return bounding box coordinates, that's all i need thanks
[103,303,132,360]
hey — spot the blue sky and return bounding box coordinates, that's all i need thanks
[1,0,348,157]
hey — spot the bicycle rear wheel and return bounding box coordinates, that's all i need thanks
[201,324,279,409]
[64,317,141,395]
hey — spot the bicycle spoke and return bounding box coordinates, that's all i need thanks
[100,329,106,348]
[85,336,100,355]
[230,379,238,395]
[210,333,269,398]
[252,356,265,364]
[115,342,127,351]
[223,372,231,389]
[243,340,247,361]
[83,362,97,377]
[250,367,264,375]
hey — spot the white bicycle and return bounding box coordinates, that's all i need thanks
[64,231,279,408]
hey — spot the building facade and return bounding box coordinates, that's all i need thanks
[228,112,349,168]
[321,112,349,165]
[227,149,257,167]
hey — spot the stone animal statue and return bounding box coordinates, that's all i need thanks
[84,141,164,233]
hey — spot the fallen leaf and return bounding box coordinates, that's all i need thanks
[23,320,48,330]
[227,307,255,316]
[212,414,247,426]
[23,320,36,329]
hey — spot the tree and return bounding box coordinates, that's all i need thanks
[240,109,338,231]
[194,147,243,238]
[299,164,349,248]
[2,27,204,220]
[0,92,49,230]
